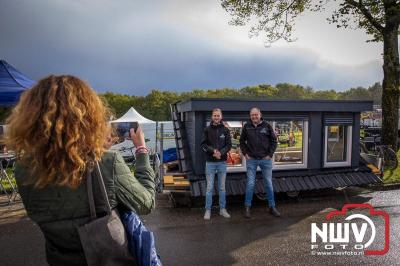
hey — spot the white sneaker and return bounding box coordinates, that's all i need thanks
[204,210,211,220]
[219,208,231,218]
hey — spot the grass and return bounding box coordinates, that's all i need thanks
[383,149,400,184]
[1,168,17,192]
[278,131,303,149]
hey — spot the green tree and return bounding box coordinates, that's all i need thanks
[101,82,379,122]
[221,0,400,149]
[312,89,339,100]
[275,83,308,99]
[338,86,371,101]
[368,82,383,104]
[143,90,180,121]
[101,92,137,118]
[240,84,278,98]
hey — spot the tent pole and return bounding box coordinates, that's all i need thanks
[159,123,164,190]
[155,121,159,154]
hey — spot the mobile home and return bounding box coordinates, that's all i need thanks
[170,98,381,197]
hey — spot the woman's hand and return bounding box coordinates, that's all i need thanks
[130,126,145,147]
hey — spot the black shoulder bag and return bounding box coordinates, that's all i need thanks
[78,161,136,266]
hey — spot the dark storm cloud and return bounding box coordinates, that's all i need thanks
[0,0,382,95]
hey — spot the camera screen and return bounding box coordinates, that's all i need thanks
[111,122,137,143]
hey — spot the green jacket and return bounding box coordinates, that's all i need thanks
[15,151,156,266]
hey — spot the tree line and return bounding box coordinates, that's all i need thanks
[0,82,383,123]
[101,82,382,121]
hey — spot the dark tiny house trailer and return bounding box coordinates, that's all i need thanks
[170,98,381,197]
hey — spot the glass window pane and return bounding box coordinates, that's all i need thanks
[225,121,244,168]
[326,125,347,162]
[274,121,304,165]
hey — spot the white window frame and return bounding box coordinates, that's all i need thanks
[324,125,352,167]
[226,121,247,173]
[226,120,309,172]
[227,160,247,173]
[272,121,308,170]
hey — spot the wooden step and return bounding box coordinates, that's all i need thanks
[163,175,190,191]
[172,176,186,180]
[163,175,174,184]
[164,172,187,177]
[173,180,190,186]
[163,175,189,184]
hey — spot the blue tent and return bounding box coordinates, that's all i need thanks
[0,60,35,107]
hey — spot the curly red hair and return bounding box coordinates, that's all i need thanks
[5,75,111,188]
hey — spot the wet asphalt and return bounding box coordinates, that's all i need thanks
[0,186,399,266]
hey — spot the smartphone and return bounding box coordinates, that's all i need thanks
[129,122,139,133]
[112,122,139,140]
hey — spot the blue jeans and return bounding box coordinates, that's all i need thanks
[244,159,275,207]
[205,161,227,210]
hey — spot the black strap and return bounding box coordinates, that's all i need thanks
[86,165,97,220]
[94,161,112,214]
[85,161,112,221]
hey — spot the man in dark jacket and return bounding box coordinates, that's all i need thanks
[240,107,281,218]
[201,108,232,220]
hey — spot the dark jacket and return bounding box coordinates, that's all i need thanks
[239,119,277,159]
[201,121,232,162]
[15,151,155,266]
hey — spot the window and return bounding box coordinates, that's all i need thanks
[272,120,308,169]
[324,125,352,167]
[225,121,246,172]
[223,119,308,172]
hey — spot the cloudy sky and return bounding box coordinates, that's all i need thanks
[0,0,383,95]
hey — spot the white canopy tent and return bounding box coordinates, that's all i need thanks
[111,107,155,124]
[110,107,175,156]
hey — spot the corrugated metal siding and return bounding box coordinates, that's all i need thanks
[190,168,381,197]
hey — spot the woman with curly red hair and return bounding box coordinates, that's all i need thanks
[5,75,155,265]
